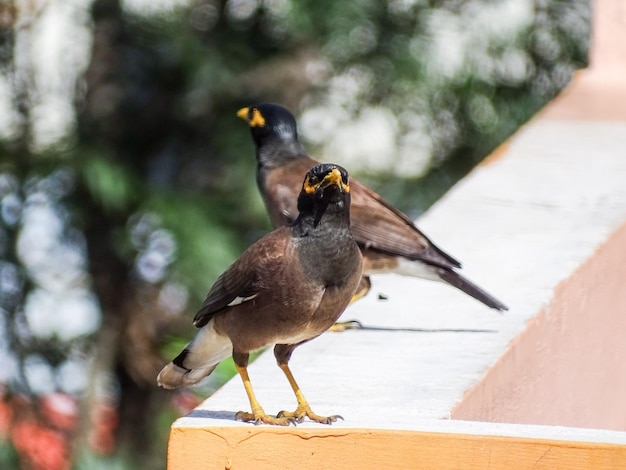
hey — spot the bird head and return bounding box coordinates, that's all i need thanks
[297,164,351,228]
[237,103,298,146]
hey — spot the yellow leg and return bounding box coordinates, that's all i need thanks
[276,363,342,424]
[234,364,295,426]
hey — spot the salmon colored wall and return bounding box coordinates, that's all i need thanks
[452,220,626,430]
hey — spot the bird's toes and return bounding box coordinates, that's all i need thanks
[277,407,342,425]
[234,410,255,422]
[235,409,297,426]
[318,414,343,425]
[277,409,306,423]
[255,415,297,426]
[331,414,344,422]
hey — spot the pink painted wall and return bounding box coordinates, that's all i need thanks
[452,221,626,431]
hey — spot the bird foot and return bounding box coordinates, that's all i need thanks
[235,410,297,426]
[328,320,362,333]
[277,406,343,425]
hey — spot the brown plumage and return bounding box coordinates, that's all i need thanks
[237,103,507,311]
[158,164,363,425]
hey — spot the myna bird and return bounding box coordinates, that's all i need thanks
[158,163,363,425]
[237,103,507,311]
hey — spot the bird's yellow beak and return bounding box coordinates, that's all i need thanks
[237,107,249,120]
[237,107,265,127]
[322,168,344,189]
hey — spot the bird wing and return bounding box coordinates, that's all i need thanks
[259,155,460,269]
[349,180,461,269]
[192,227,290,328]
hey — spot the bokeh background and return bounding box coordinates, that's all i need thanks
[0,0,589,468]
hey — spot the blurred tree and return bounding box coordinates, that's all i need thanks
[0,0,589,468]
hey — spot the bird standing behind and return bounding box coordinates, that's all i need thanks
[237,103,507,311]
[158,164,363,425]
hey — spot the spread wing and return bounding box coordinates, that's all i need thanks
[192,227,290,327]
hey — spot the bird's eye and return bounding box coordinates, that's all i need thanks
[303,175,319,194]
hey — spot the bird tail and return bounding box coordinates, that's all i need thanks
[437,269,508,311]
[157,320,232,389]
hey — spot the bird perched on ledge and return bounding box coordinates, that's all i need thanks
[158,164,363,425]
[238,102,507,311]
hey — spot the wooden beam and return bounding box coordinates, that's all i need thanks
[168,425,626,470]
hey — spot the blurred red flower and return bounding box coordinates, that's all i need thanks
[11,420,69,470]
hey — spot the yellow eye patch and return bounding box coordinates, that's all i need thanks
[249,108,266,127]
[303,178,317,194]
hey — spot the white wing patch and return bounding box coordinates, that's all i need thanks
[227,293,259,307]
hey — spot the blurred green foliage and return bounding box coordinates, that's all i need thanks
[0,0,589,468]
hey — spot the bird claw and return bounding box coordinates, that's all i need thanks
[323,414,343,424]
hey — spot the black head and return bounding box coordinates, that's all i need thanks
[237,103,298,146]
[296,163,351,227]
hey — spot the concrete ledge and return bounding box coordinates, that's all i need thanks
[166,1,626,467]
